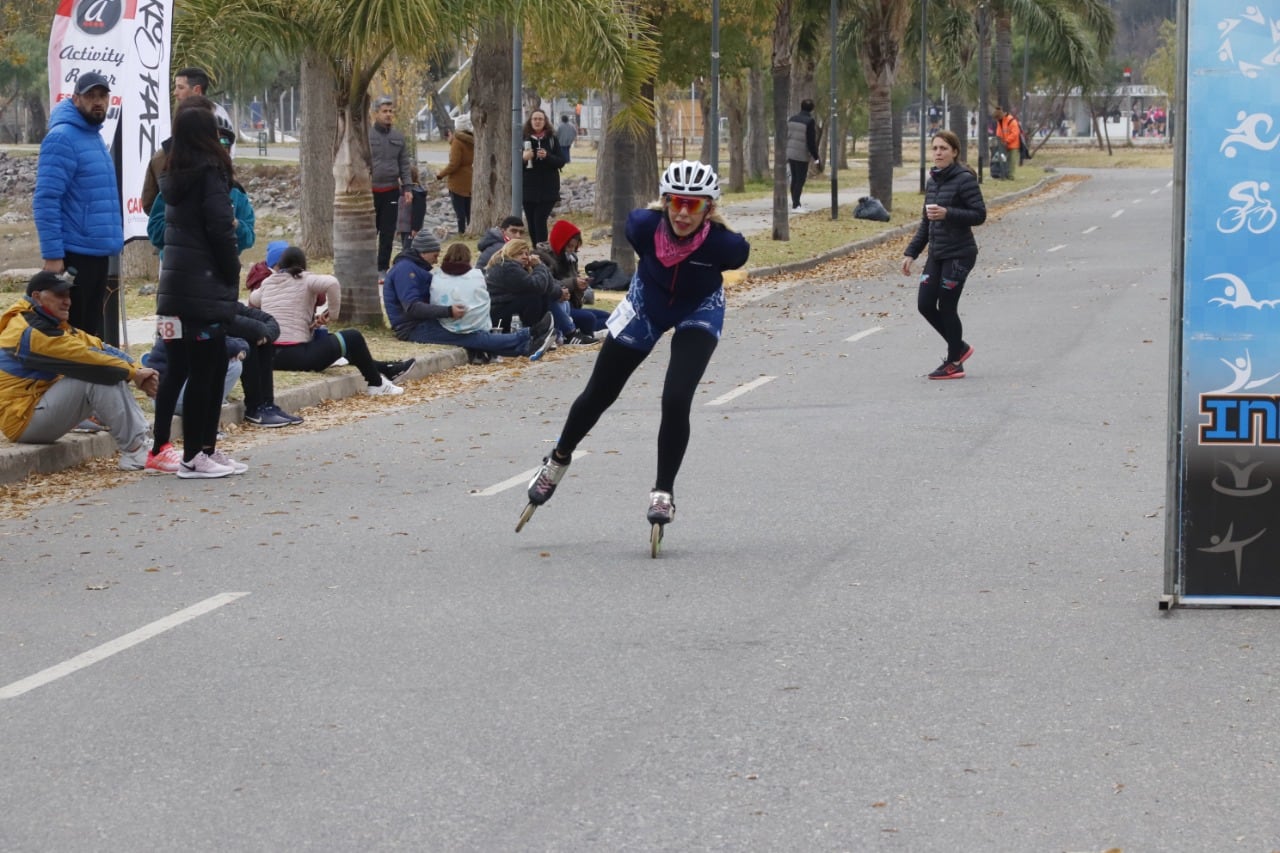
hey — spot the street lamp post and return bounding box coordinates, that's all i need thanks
[710,0,720,171]
[830,0,838,217]
[919,0,928,194]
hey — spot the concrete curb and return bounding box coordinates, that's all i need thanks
[0,347,466,485]
[0,176,1060,485]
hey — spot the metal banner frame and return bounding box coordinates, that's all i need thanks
[1164,0,1280,608]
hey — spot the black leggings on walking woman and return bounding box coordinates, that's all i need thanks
[553,329,717,494]
[917,253,975,363]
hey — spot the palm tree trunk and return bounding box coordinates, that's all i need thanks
[299,49,335,259]
[468,22,514,235]
[332,86,382,326]
[867,75,895,211]
[609,123,638,276]
[594,90,619,224]
[949,100,970,163]
[995,7,1013,112]
[771,0,792,240]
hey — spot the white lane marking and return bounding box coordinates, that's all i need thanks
[1150,188,1161,195]
[707,375,777,407]
[0,592,249,700]
[1083,225,1100,234]
[1132,198,1144,205]
[475,450,588,497]
[1047,244,1067,253]
[1111,209,1125,219]
[844,326,883,343]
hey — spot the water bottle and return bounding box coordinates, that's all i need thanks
[511,315,522,333]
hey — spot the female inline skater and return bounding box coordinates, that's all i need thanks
[516,160,750,553]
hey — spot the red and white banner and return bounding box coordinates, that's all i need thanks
[47,0,173,241]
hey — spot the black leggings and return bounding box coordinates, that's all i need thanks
[917,253,975,363]
[153,325,228,461]
[788,159,809,207]
[555,328,717,494]
[273,329,386,386]
[523,198,556,246]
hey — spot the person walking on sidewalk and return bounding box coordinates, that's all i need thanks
[786,98,821,214]
[902,130,987,380]
[519,160,750,534]
[435,114,474,234]
[0,272,157,471]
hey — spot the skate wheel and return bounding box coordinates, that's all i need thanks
[515,502,537,533]
[650,523,663,558]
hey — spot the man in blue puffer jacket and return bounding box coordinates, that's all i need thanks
[33,72,124,339]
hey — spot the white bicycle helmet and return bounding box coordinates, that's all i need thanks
[660,160,721,200]
[215,112,235,146]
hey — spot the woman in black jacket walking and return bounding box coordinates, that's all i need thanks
[153,100,243,477]
[902,130,987,380]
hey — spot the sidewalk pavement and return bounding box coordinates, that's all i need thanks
[0,172,1045,485]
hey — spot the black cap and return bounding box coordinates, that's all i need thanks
[74,72,111,95]
[27,271,76,295]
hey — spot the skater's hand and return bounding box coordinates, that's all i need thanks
[901,257,914,276]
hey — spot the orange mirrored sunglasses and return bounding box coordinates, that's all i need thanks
[664,194,709,215]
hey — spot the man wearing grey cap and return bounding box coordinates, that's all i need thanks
[34,71,124,339]
[382,232,555,361]
[369,95,414,276]
[0,272,157,470]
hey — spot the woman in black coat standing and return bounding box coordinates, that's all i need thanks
[520,109,565,246]
[902,129,987,380]
[153,98,244,477]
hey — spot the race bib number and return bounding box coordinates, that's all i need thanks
[605,298,636,338]
[157,316,183,340]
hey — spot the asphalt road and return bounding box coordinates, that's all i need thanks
[4,168,1276,852]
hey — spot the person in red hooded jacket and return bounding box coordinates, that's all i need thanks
[536,219,608,340]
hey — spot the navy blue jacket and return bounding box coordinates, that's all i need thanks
[626,208,750,309]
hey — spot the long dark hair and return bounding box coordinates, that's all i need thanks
[278,246,307,277]
[166,98,232,182]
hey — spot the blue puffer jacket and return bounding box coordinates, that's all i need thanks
[33,98,124,261]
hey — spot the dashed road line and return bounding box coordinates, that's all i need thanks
[475,450,589,497]
[707,375,777,407]
[844,326,884,343]
[0,592,250,700]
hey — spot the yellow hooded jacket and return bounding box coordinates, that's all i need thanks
[0,296,138,440]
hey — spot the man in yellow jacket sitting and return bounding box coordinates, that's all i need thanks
[993,105,1022,180]
[0,271,158,470]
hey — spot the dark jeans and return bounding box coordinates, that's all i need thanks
[373,189,400,271]
[449,192,471,234]
[63,252,110,338]
[523,198,556,246]
[555,329,718,494]
[490,294,545,332]
[788,160,809,208]
[240,340,276,412]
[917,253,976,363]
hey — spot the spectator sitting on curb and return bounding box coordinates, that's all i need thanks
[476,216,526,268]
[0,272,157,470]
[484,238,563,335]
[250,246,416,396]
[382,235,554,364]
[246,240,288,292]
[537,219,607,342]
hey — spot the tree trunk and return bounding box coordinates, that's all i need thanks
[469,23,515,234]
[892,104,904,167]
[594,90,619,224]
[634,80,658,208]
[25,94,46,144]
[609,123,638,276]
[697,79,711,163]
[995,9,1013,112]
[331,84,382,326]
[120,239,156,282]
[771,0,792,240]
[724,73,747,193]
[747,65,768,182]
[299,50,335,259]
[950,100,970,163]
[867,74,895,212]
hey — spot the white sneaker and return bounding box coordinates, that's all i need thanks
[176,451,235,479]
[365,376,404,396]
[791,205,808,215]
[118,443,148,471]
[331,357,349,367]
[207,448,248,474]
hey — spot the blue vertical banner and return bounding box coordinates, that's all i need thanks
[1176,1,1280,603]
